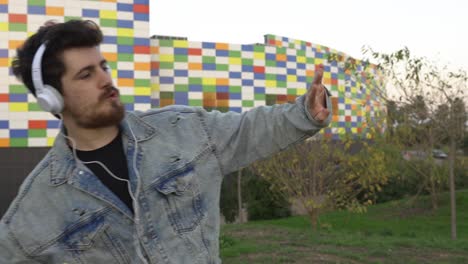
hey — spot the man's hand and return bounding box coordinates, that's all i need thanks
[307,64,330,123]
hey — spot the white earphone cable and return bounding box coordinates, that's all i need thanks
[126,120,150,264]
[58,115,149,264]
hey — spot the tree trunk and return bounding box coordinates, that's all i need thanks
[429,127,438,210]
[308,209,318,231]
[449,137,457,240]
[237,169,244,223]
[430,177,438,211]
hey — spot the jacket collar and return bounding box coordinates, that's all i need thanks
[49,112,158,186]
[120,111,158,142]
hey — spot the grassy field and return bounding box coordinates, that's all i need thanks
[220,189,468,264]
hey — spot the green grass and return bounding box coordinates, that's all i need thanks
[220,189,468,263]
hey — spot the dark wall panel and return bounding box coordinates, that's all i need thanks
[0,148,50,218]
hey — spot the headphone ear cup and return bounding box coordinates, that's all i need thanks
[36,85,64,114]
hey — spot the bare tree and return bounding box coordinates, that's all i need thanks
[365,47,467,239]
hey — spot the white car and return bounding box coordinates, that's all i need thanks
[432,149,448,159]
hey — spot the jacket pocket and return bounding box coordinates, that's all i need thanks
[62,215,107,251]
[60,215,131,264]
[155,167,205,233]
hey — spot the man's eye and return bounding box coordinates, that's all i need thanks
[102,64,111,73]
[80,73,91,79]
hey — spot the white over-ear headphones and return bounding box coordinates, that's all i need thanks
[31,42,64,114]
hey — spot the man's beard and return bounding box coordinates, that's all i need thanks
[69,88,125,129]
[79,101,125,129]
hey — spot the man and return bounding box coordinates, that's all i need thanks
[0,20,331,263]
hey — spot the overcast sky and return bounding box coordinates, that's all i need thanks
[150,0,468,72]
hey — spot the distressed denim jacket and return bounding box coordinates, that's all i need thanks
[0,94,331,263]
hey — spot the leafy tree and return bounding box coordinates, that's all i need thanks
[251,131,390,230]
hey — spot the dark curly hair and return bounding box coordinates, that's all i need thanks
[12,20,103,96]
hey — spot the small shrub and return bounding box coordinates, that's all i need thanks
[379,228,394,237]
[220,169,291,223]
[244,173,291,221]
[220,172,240,223]
[402,231,417,238]
[219,234,236,249]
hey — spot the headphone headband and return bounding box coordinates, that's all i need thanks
[31,41,64,114]
[31,42,47,95]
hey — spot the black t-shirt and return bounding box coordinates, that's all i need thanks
[76,132,134,213]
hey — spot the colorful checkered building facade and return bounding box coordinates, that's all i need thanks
[151,34,386,140]
[0,0,151,147]
[0,0,385,148]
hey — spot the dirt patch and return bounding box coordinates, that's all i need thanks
[225,228,366,263]
[389,246,468,263]
[239,250,362,264]
[373,205,434,220]
[223,225,468,263]
[292,245,363,264]
[228,226,295,240]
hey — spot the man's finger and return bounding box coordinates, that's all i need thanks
[313,64,324,85]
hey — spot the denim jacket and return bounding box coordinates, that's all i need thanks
[0,94,331,263]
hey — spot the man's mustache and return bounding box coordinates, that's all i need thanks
[100,86,119,100]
